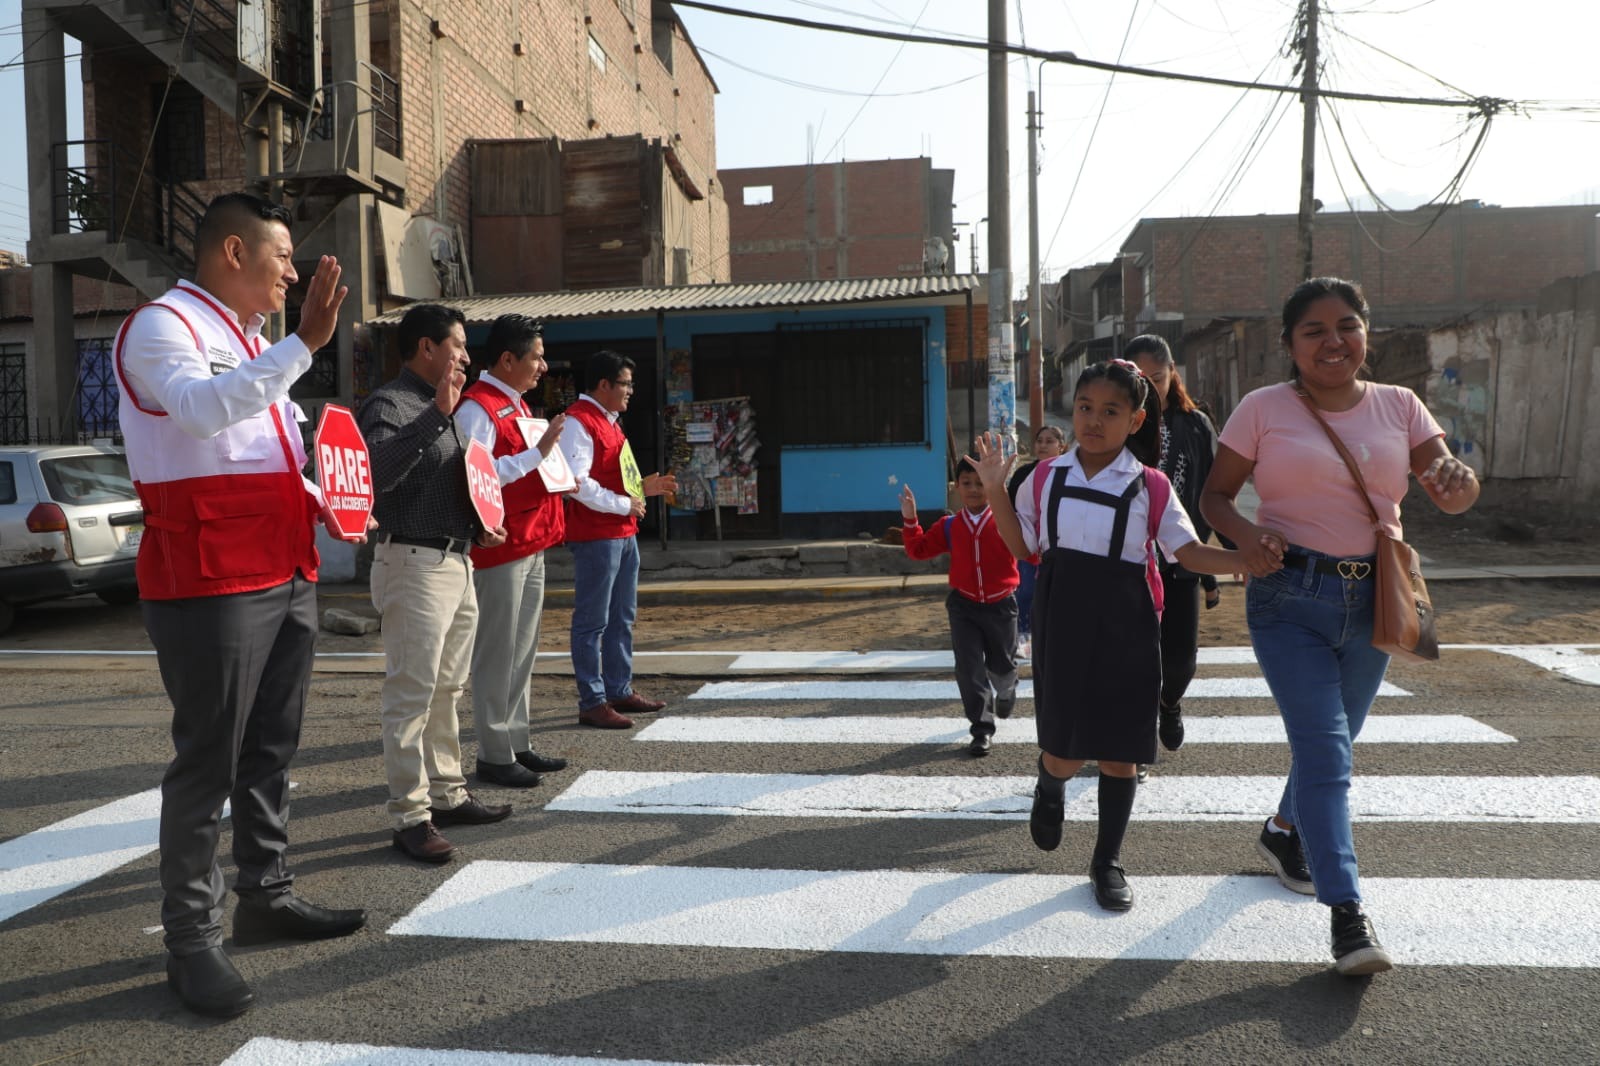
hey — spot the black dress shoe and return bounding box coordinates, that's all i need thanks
[166,946,254,1018]
[1090,861,1134,911]
[517,749,568,773]
[1029,785,1065,851]
[476,758,542,788]
[429,792,513,827]
[1159,704,1186,751]
[968,734,992,757]
[233,894,367,947]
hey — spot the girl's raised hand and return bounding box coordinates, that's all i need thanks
[967,432,1011,490]
[899,483,917,521]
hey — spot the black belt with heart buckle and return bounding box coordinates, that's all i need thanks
[1283,551,1375,581]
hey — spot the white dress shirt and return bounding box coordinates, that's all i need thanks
[557,394,633,516]
[455,370,548,486]
[1015,445,1199,563]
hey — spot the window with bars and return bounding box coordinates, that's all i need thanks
[76,337,120,436]
[0,343,26,445]
[777,321,926,447]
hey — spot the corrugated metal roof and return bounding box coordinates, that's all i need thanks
[367,274,986,327]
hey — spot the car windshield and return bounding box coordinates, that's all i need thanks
[40,454,137,504]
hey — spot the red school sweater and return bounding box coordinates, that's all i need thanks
[902,506,1019,604]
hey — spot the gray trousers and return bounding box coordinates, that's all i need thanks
[947,590,1019,738]
[143,575,317,955]
[470,551,547,764]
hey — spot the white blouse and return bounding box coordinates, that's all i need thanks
[1015,445,1199,564]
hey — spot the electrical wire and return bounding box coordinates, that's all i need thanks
[697,44,983,97]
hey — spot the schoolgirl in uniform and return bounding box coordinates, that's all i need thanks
[972,360,1273,911]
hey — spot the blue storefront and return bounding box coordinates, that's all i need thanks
[365,275,984,540]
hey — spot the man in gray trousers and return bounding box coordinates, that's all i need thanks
[117,192,366,1018]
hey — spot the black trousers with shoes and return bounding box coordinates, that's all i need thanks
[946,590,1018,738]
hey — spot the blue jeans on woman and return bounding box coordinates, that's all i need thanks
[568,536,640,712]
[1246,547,1391,906]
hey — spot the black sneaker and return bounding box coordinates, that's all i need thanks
[1331,902,1393,976]
[1256,817,1315,895]
[1158,704,1185,751]
[1089,860,1134,911]
[1028,785,1064,851]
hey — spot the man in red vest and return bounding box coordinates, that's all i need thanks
[557,350,677,728]
[115,192,366,1018]
[457,314,571,786]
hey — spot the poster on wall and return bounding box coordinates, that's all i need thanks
[664,396,758,518]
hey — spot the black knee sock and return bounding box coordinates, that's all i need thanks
[1036,754,1068,799]
[1093,773,1138,866]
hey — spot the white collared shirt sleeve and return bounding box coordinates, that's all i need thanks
[455,397,545,486]
[558,408,633,516]
[1153,493,1201,559]
[120,307,313,440]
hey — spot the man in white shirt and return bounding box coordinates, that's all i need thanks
[117,192,365,1018]
[456,314,570,786]
[557,350,676,728]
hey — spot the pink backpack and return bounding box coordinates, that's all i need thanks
[1029,460,1172,617]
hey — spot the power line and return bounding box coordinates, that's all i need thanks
[669,0,1513,111]
[697,44,983,97]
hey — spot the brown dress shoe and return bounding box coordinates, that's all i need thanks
[429,791,513,826]
[611,693,666,714]
[393,821,457,864]
[578,703,634,729]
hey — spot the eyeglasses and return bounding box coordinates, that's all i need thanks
[609,379,636,391]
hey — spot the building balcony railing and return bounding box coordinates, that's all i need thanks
[306,63,403,160]
[50,139,207,271]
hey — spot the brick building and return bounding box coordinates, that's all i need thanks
[722,158,957,283]
[20,0,727,436]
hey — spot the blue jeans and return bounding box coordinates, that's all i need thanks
[568,536,640,711]
[1247,547,1391,906]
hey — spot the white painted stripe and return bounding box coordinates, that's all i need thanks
[0,789,162,924]
[635,714,1511,745]
[390,861,1600,968]
[727,648,1264,670]
[220,1038,729,1066]
[687,678,1412,700]
[548,772,1595,822]
[1481,644,1600,687]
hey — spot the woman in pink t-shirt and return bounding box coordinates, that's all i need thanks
[1200,277,1479,978]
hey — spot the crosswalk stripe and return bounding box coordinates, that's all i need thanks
[727,649,1263,670]
[389,861,1600,968]
[686,678,1413,701]
[219,1038,729,1066]
[0,789,162,925]
[546,771,1595,822]
[635,714,1511,745]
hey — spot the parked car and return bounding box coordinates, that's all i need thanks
[0,444,143,635]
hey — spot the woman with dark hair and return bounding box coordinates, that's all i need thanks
[1201,277,1479,976]
[1124,335,1222,759]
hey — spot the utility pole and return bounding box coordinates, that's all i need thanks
[1026,89,1044,440]
[1295,0,1319,281]
[986,0,1016,453]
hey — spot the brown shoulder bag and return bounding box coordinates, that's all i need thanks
[1295,390,1440,663]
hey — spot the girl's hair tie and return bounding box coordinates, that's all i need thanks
[1110,357,1143,376]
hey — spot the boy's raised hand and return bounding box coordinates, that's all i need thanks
[899,483,917,521]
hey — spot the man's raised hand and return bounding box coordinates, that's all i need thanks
[294,256,348,352]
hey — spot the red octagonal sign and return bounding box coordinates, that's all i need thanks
[464,438,504,531]
[314,404,374,540]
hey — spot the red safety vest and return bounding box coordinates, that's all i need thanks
[114,282,319,600]
[562,399,637,543]
[460,380,565,568]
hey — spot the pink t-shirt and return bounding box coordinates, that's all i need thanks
[1219,381,1443,556]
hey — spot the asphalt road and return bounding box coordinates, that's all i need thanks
[2,641,1598,1066]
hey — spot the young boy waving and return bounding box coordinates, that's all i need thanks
[901,459,1020,757]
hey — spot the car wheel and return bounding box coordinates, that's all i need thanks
[97,585,141,607]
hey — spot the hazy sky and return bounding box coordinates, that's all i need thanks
[3,0,1596,290]
[680,0,1600,286]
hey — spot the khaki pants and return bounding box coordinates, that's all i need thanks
[470,550,547,765]
[372,540,476,830]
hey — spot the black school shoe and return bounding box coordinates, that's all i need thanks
[1331,902,1394,976]
[1090,861,1134,911]
[1158,703,1185,751]
[1028,785,1064,851]
[968,734,992,757]
[1257,818,1316,895]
